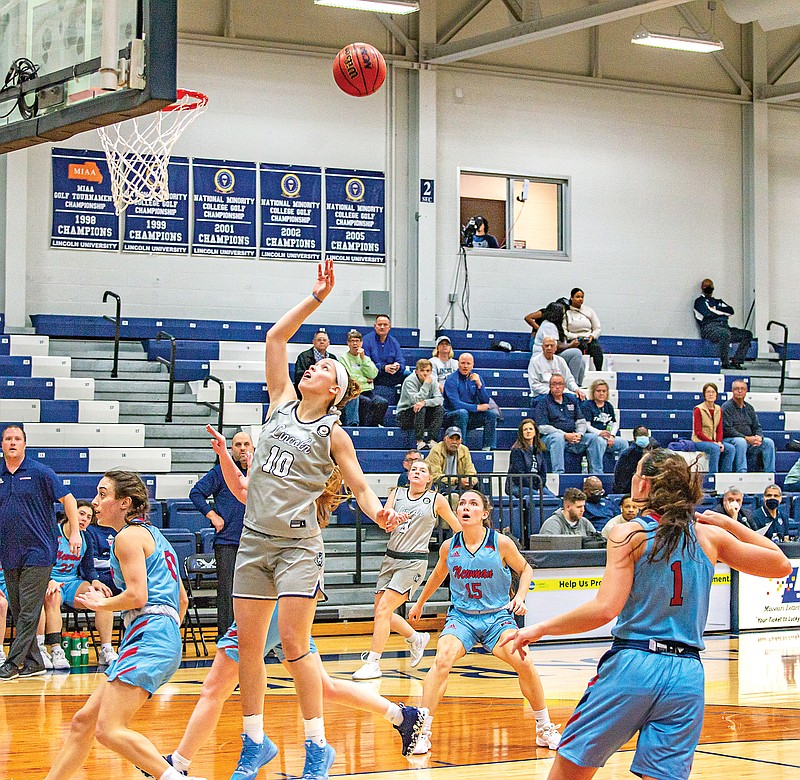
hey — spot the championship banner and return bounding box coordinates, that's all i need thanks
[51,148,119,251]
[192,158,257,257]
[260,164,322,262]
[123,157,190,254]
[738,561,800,630]
[324,168,385,264]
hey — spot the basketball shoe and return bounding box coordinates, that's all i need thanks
[411,731,431,755]
[352,652,381,680]
[51,645,71,670]
[38,644,54,670]
[0,649,6,665]
[230,733,278,780]
[99,645,119,665]
[536,722,562,749]
[301,740,335,780]
[393,704,428,757]
[407,632,430,667]
[138,753,188,778]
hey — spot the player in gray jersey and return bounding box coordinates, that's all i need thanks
[353,460,461,681]
[214,259,405,780]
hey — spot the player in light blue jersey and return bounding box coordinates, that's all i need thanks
[408,489,560,756]
[503,448,792,780]
[44,471,200,780]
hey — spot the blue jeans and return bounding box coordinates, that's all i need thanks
[444,408,498,449]
[342,392,388,427]
[543,431,606,474]
[693,440,734,474]
[723,436,776,473]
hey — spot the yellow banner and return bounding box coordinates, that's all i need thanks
[528,573,731,592]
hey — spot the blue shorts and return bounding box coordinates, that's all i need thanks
[106,613,182,695]
[558,647,704,780]
[58,578,85,609]
[217,614,318,664]
[440,607,517,653]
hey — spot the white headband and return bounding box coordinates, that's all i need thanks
[332,359,349,405]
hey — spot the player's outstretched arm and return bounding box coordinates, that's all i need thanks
[408,542,450,622]
[434,493,462,533]
[206,424,249,503]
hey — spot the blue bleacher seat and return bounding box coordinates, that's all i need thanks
[437,329,530,352]
[558,474,615,495]
[0,377,56,399]
[148,502,165,528]
[166,500,211,533]
[617,391,703,410]
[198,527,216,553]
[616,373,672,391]
[60,473,157,499]
[30,448,89,472]
[39,400,80,422]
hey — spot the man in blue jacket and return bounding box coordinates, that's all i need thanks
[693,278,752,369]
[190,429,253,639]
[442,353,498,450]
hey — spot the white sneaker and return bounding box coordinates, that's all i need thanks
[0,649,5,665]
[352,653,382,680]
[408,632,430,668]
[38,645,54,670]
[51,645,71,671]
[411,731,431,755]
[98,645,119,665]
[536,722,561,750]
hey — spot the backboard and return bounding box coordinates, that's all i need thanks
[0,0,177,155]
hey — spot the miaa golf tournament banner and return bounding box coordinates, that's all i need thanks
[51,148,119,251]
[192,158,257,256]
[325,168,385,264]
[260,164,322,262]
[123,157,190,254]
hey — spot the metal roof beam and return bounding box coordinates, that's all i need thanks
[761,80,800,102]
[439,0,493,46]
[377,14,418,57]
[769,36,800,85]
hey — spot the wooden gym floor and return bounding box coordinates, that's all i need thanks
[5,629,800,779]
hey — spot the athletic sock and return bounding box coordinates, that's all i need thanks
[405,631,420,644]
[384,702,404,726]
[366,651,381,663]
[45,632,61,647]
[36,634,46,648]
[101,642,113,652]
[422,713,433,733]
[533,707,552,728]
[242,714,264,744]
[170,751,191,773]
[303,716,326,748]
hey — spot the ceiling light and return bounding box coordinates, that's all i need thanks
[314,0,419,14]
[631,27,724,53]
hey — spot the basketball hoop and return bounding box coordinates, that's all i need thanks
[98,89,208,214]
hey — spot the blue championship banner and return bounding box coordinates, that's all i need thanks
[325,168,385,264]
[123,157,190,254]
[51,148,119,251]
[260,164,322,262]
[192,158,257,256]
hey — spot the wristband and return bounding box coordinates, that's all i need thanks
[311,292,322,303]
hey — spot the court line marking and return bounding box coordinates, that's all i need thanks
[694,746,800,769]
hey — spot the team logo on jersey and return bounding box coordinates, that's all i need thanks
[413,573,421,583]
[317,424,331,437]
[315,552,324,568]
[423,497,431,504]
[451,550,460,557]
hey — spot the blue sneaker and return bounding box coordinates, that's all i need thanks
[301,740,335,779]
[230,734,278,780]
[393,704,428,757]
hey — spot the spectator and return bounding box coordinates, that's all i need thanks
[751,484,790,540]
[84,501,120,596]
[190,429,254,640]
[425,427,478,494]
[293,329,336,395]
[712,487,753,527]
[397,449,423,488]
[581,476,616,531]
[443,353,498,451]
[469,215,499,248]
[528,336,585,400]
[430,336,458,392]
[582,380,626,461]
[396,358,444,450]
[563,288,604,371]
[338,329,388,427]
[693,278,752,369]
[532,301,585,386]
[692,382,733,474]
[0,424,81,680]
[524,297,569,351]
[613,425,656,494]
[506,419,548,497]
[722,379,776,473]
[601,494,639,540]
[533,374,605,475]
[784,456,800,492]
[539,488,595,536]
[363,314,405,405]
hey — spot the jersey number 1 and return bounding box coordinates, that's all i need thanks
[669,561,684,607]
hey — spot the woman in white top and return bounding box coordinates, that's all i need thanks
[430,336,458,392]
[532,301,586,386]
[563,287,604,370]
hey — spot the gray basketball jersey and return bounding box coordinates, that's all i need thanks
[244,400,338,539]
[387,488,438,554]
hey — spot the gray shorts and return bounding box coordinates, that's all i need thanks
[233,526,326,600]
[375,556,427,597]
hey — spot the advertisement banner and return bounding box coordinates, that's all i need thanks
[324,168,385,264]
[738,562,799,630]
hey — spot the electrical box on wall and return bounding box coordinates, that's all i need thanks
[362,290,391,317]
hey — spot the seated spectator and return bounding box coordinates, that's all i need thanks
[396,358,444,449]
[293,329,336,395]
[425,427,478,495]
[443,353,498,451]
[582,380,626,460]
[84,501,120,596]
[722,380,776,473]
[506,419,548,497]
[751,484,790,540]
[581,476,616,531]
[693,278,752,369]
[692,382,733,474]
[784,455,800,492]
[397,448,423,487]
[601,495,639,540]
[469,215,499,248]
[712,487,753,527]
[532,301,585,386]
[614,425,656,493]
[524,297,569,351]
[563,288,604,371]
[431,336,458,392]
[338,329,388,427]
[363,314,405,405]
[539,488,595,536]
[533,374,605,475]
[528,336,585,400]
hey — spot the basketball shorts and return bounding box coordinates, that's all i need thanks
[375,557,427,597]
[233,527,326,601]
[440,607,517,653]
[106,612,182,695]
[217,614,319,664]
[58,578,85,608]
[557,646,704,780]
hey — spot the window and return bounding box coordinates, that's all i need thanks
[459,171,569,257]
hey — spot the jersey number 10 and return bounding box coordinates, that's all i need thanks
[262,446,295,478]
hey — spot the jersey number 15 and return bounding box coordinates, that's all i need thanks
[465,582,483,599]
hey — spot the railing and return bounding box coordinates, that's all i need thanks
[203,374,226,433]
[155,331,176,422]
[767,320,789,393]
[102,290,121,378]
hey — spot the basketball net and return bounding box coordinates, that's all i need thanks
[98,89,208,214]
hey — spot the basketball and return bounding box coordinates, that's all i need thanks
[333,42,386,97]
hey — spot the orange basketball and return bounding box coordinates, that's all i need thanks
[333,43,386,97]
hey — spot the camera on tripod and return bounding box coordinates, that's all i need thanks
[461,215,484,247]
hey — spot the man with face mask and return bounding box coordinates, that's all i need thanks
[693,278,752,369]
[581,476,616,531]
[751,485,790,540]
[613,426,656,494]
[712,488,753,527]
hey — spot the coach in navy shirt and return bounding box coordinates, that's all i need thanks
[0,424,80,680]
[362,314,405,405]
[190,430,253,639]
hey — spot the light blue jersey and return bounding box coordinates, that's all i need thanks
[447,529,511,615]
[612,515,714,650]
[51,527,86,583]
[0,565,6,600]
